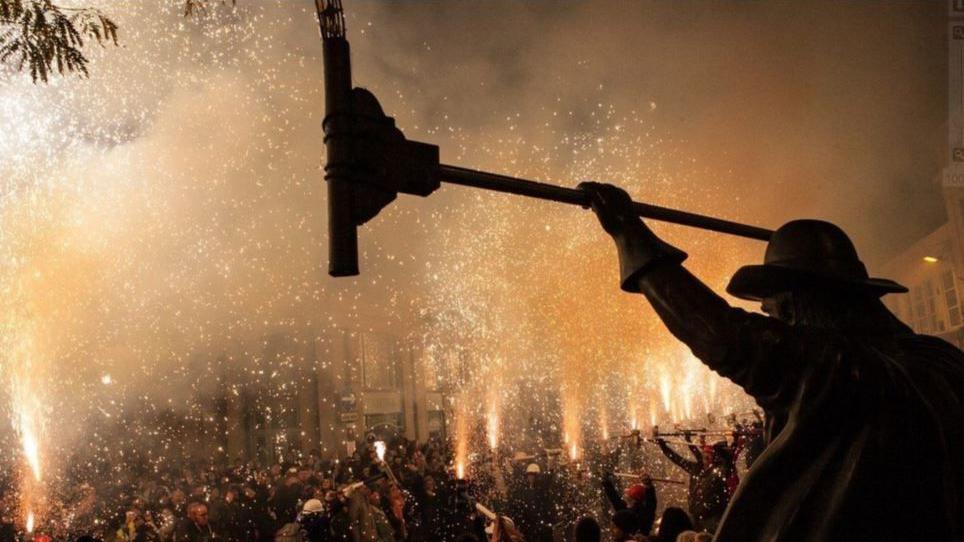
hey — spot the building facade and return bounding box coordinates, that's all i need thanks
[177,324,465,463]
[882,1,964,347]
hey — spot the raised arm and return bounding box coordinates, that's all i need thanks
[580,182,812,407]
[601,473,627,511]
[656,439,701,476]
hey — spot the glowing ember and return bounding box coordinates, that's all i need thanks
[453,397,469,480]
[19,410,41,482]
[486,412,499,450]
[374,440,386,462]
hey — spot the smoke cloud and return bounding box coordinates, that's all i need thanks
[0,0,946,492]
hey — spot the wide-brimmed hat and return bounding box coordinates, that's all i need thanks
[726,219,906,301]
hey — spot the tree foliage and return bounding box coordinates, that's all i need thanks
[0,0,118,83]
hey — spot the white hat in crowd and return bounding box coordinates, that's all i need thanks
[302,498,324,515]
[525,463,541,474]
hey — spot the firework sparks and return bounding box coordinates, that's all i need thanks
[374,440,386,462]
[486,411,499,450]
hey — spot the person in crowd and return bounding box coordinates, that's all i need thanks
[654,439,729,532]
[610,509,637,542]
[648,507,693,542]
[212,486,243,542]
[507,463,553,542]
[485,516,524,542]
[115,510,140,542]
[675,531,713,542]
[173,502,217,542]
[273,473,304,526]
[369,490,396,542]
[413,474,445,541]
[298,498,329,542]
[573,516,600,542]
[602,472,657,536]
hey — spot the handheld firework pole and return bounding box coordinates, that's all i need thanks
[340,471,389,495]
[508,448,564,463]
[373,440,402,487]
[613,472,686,485]
[314,0,773,278]
[620,425,742,449]
[475,502,498,521]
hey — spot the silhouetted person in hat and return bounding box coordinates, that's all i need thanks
[580,182,964,542]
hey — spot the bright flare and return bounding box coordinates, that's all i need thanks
[26,510,34,533]
[374,441,386,462]
[19,411,41,482]
[486,412,499,450]
[659,371,672,412]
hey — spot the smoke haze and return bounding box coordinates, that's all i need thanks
[0,0,946,498]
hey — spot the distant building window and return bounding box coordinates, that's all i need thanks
[362,333,398,390]
[943,270,961,329]
[427,410,446,439]
[421,347,443,392]
[365,413,404,439]
[913,281,939,334]
[421,348,460,392]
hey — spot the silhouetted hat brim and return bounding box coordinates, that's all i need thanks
[726,264,908,301]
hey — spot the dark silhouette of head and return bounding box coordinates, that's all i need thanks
[575,516,601,542]
[611,509,638,539]
[655,507,693,542]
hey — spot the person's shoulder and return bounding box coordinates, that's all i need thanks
[894,332,964,371]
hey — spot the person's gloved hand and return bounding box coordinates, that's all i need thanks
[579,181,687,292]
[578,181,643,237]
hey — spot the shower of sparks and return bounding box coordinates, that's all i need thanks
[486,411,499,450]
[19,412,41,483]
[0,2,763,531]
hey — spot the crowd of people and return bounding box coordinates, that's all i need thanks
[0,421,764,542]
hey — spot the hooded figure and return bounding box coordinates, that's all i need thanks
[581,182,964,542]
